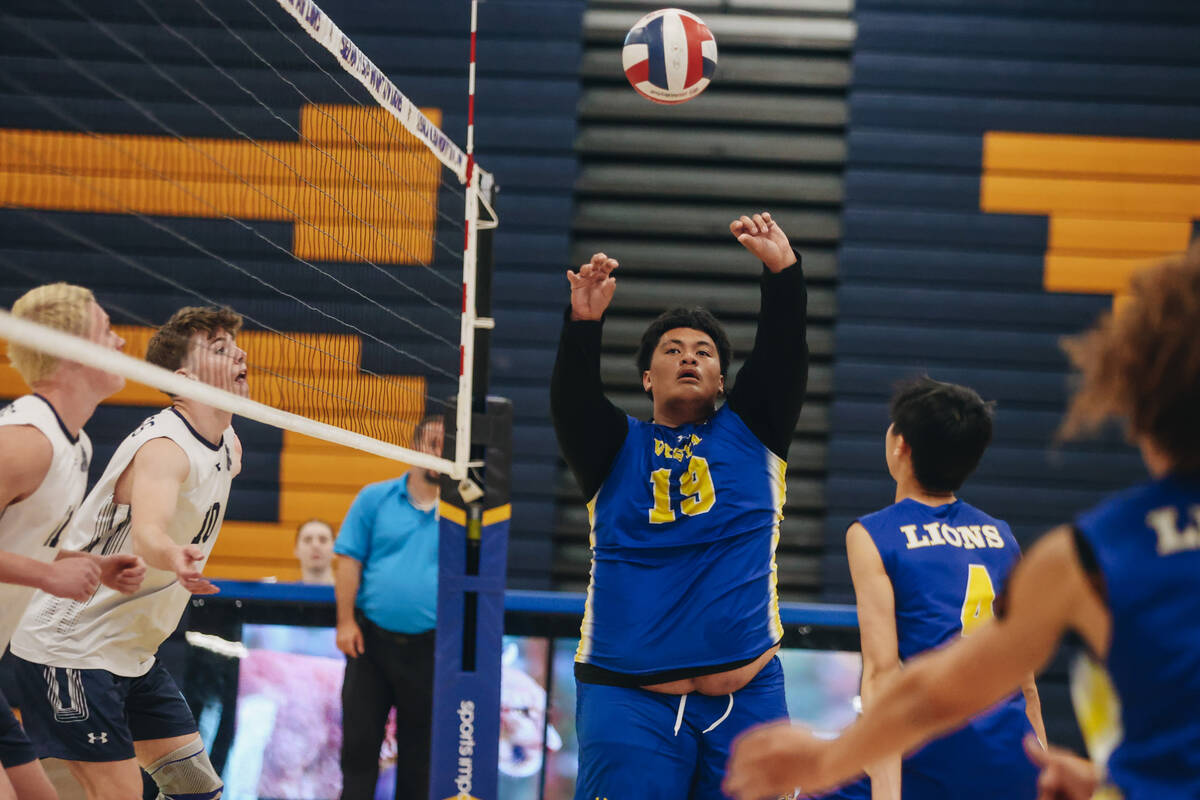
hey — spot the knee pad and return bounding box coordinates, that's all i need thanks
[145,738,223,800]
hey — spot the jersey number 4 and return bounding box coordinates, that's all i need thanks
[648,456,716,524]
[960,563,997,636]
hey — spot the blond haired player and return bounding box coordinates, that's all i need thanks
[9,306,247,800]
[0,284,143,800]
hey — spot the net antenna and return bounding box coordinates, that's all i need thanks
[0,0,497,480]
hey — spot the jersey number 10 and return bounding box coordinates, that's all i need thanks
[191,502,222,545]
[648,456,716,524]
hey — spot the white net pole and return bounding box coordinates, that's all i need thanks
[454,0,482,474]
[0,309,462,478]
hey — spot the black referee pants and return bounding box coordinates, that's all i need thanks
[340,610,435,800]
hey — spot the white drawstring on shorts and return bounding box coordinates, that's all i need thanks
[701,694,734,734]
[672,693,735,736]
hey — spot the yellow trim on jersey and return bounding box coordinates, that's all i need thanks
[438,501,466,527]
[767,452,787,642]
[482,503,511,527]
[575,496,599,663]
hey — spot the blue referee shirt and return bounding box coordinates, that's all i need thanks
[333,474,438,634]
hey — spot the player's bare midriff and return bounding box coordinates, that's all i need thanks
[643,643,781,696]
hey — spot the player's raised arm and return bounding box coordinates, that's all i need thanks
[730,212,796,274]
[725,212,808,460]
[121,437,218,595]
[551,252,629,500]
[567,252,618,321]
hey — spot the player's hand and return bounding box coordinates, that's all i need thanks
[99,553,146,594]
[1024,735,1099,800]
[567,252,618,321]
[39,558,101,603]
[731,212,796,273]
[725,720,831,800]
[337,619,365,658]
[171,544,218,595]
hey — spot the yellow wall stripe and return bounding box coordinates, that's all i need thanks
[981,131,1200,302]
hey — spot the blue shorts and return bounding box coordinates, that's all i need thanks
[575,656,788,800]
[902,712,1038,800]
[9,655,197,762]
[0,689,37,768]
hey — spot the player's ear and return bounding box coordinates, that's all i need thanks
[717,374,725,396]
[642,369,652,394]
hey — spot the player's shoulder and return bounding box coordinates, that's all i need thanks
[955,498,1011,528]
[0,393,35,422]
[121,407,175,444]
[0,396,59,440]
[1077,474,1191,534]
[856,500,907,532]
[713,402,754,435]
[0,420,54,481]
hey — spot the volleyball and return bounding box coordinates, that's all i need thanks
[622,8,717,105]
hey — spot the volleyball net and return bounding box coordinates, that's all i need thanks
[0,0,495,477]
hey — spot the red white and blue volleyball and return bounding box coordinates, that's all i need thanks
[622,8,717,105]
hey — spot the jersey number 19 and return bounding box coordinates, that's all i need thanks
[648,456,716,524]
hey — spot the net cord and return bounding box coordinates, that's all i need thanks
[271,0,491,189]
[0,310,463,478]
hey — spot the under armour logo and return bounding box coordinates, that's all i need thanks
[87,732,108,744]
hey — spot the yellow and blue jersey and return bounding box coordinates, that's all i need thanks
[576,405,787,678]
[859,498,1037,799]
[1074,472,1200,800]
[551,259,809,687]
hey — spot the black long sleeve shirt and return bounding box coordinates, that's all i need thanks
[551,257,809,501]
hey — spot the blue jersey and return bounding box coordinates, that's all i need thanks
[1075,473,1200,800]
[860,499,1036,799]
[576,404,786,678]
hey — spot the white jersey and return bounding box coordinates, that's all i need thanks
[0,395,91,651]
[11,407,235,677]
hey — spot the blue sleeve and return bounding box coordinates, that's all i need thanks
[334,484,380,562]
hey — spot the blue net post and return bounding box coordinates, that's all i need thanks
[430,397,512,800]
[429,203,507,799]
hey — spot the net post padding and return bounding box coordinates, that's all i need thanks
[0,309,462,478]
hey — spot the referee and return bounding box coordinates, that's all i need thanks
[334,415,444,800]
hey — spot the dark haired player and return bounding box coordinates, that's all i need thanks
[817,377,1044,800]
[551,212,808,799]
[726,247,1200,800]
